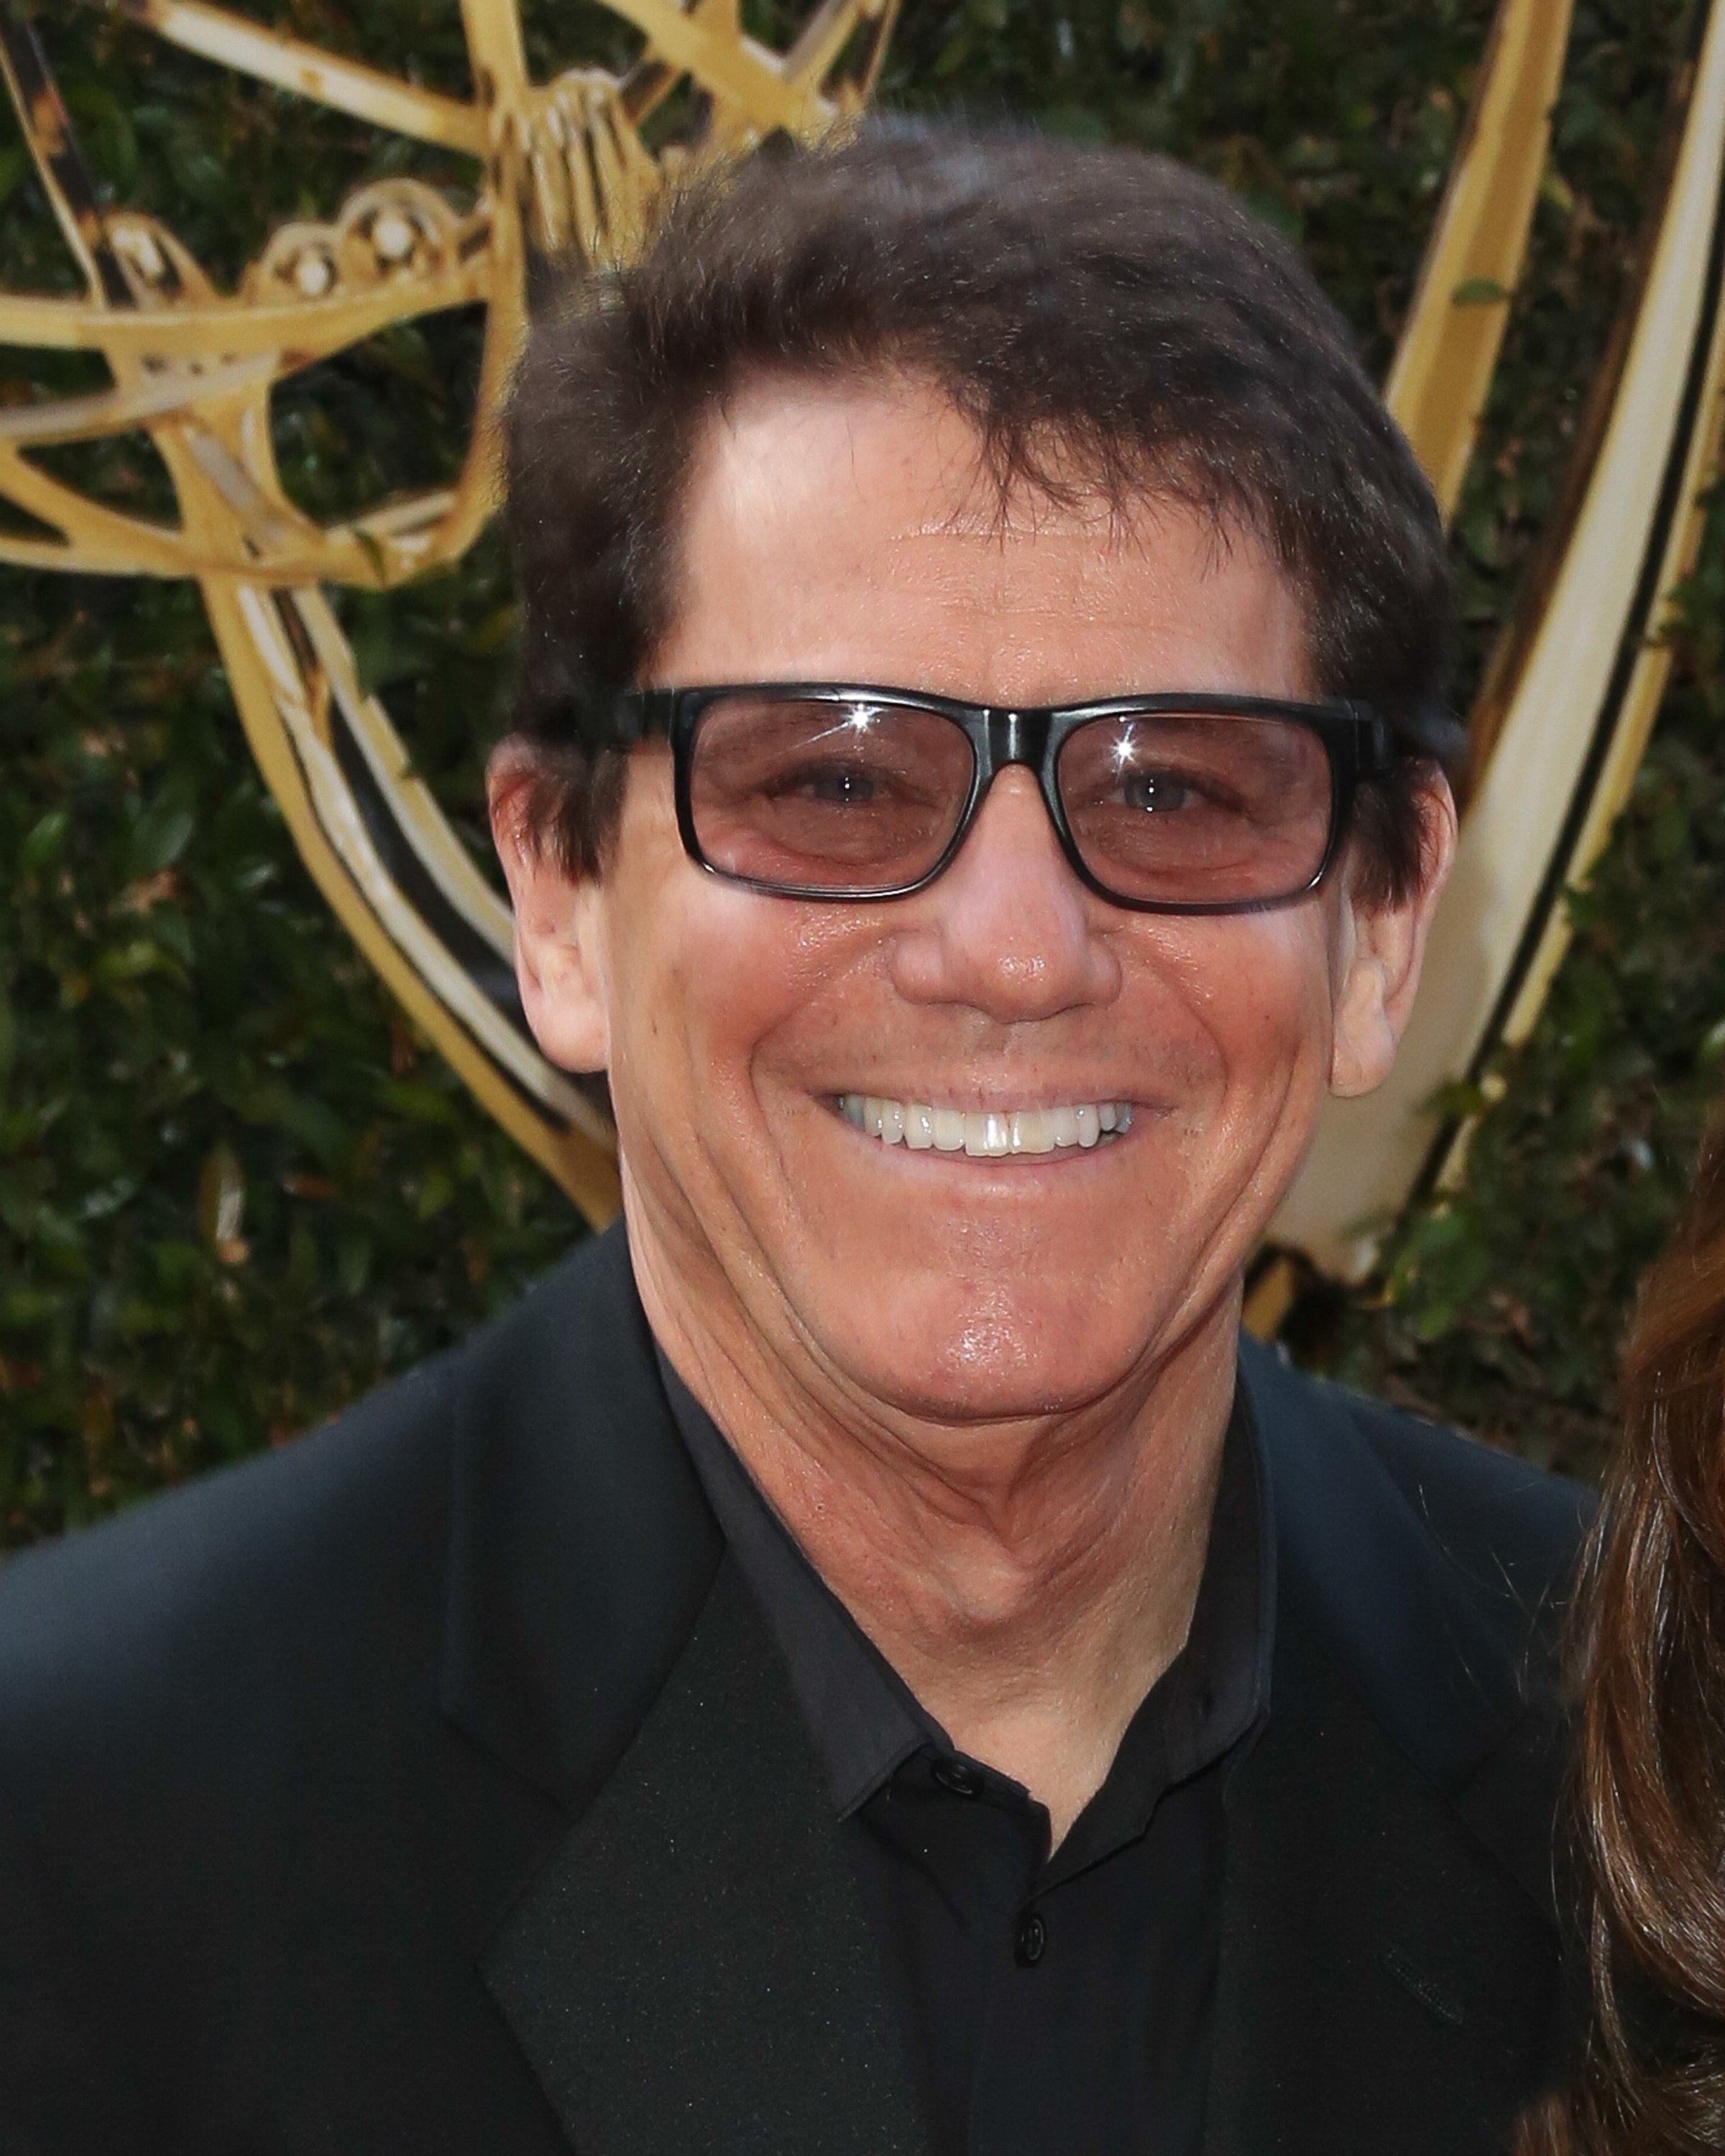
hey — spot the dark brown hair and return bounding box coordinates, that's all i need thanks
[502,116,1460,894]
[1527,1113,1725,2154]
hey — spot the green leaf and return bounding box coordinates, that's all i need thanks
[1039,104,1112,147]
[377,1077,462,1127]
[64,82,139,193]
[0,1286,63,1331]
[128,794,197,879]
[20,808,68,873]
[253,1087,350,1171]
[415,1166,455,1220]
[1451,275,1509,305]
[0,142,29,213]
[93,939,183,991]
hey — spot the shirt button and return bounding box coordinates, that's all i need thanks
[1015,1910,1048,1968]
[932,1757,983,1797]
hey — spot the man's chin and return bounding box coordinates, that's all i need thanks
[806,1296,1175,1431]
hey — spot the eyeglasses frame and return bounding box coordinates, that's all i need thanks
[612,683,1399,916]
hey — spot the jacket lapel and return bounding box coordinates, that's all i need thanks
[1205,1607,1567,2156]
[440,1222,724,1815]
[1205,1346,1576,2155]
[482,1556,930,2156]
[438,1223,924,2155]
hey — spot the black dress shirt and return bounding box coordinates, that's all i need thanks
[660,1356,1274,2156]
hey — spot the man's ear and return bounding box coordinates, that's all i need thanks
[487,742,611,1074]
[1328,773,1458,1100]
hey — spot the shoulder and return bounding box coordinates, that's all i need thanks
[1240,1334,1592,1616]
[1321,1369,1593,1611]
[0,1238,638,2132]
[0,1351,444,1741]
[1238,1337,1593,1824]
[0,1233,612,1766]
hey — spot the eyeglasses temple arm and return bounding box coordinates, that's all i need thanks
[605,688,677,746]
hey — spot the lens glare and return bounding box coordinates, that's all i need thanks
[1055,711,1333,906]
[689,694,975,892]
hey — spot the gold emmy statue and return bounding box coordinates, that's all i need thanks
[2,0,1723,1311]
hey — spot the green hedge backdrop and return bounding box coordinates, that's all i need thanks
[2,0,1721,1540]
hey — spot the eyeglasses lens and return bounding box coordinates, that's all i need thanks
[689,695,974,893]
[1054,712,1333,908]
[689,695,1335,907]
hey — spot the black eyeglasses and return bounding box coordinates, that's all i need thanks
[611,684,1397,915]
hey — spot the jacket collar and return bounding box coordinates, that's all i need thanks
[1239,1335,1543,1805]
[439,1220,723,1814]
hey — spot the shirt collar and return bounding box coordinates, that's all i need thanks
[657,1350,931,1815]
[1057,1376,1273,1871]
[657,1346,1274,1827]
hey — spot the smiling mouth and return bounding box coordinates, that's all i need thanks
[835,1094,1134,1157]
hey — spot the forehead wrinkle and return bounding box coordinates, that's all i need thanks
[876,502,1253,620]
[702,364,1267,571]
[924,465,1258,586]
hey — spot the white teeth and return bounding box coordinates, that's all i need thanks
[932,1107,967,1152]
[837,1095,1133,1156]
[963,1111,1011,1157]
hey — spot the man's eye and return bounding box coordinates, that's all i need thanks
[1121,771,1197,813]
[767,762,880,806]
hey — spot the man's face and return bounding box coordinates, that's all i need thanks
[502,374,1450,1429]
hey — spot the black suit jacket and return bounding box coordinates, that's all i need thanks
[0,1225,1589,2155]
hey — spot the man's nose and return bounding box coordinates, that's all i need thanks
[888,768,1122,1021]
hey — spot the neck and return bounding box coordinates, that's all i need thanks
[634,1233,1240,1846]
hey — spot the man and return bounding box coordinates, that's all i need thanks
[0,124,1586,2155]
